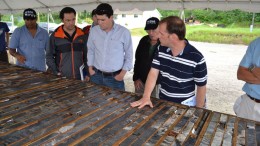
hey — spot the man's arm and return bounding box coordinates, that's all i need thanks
[196,85,206,108]
[9,48,26,64]
[133,38,145,90]
[114,70,127,81]
[82,34,89,81]
[46,34,59,75]
[115,29,133,81]
[251,66,260,80]
[237,66,260,84]
[122,30,133,71]
[8,29,26,64]
[87,29,95,76]
[133,37,144,81]
[130,68,159,109]
[5,22,10,47]
[5,32,9,47]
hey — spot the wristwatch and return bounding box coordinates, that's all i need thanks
[248,65,255,72]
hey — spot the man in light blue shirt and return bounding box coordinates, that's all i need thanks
[87,3,133,90]
[9,8,49,72]
[234,37,260,122]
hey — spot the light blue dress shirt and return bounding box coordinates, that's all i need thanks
[239,37,260,99]
[9,25,49,71]
[87,23,133,72]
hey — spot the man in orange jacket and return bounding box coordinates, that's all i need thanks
[46,7,89,80]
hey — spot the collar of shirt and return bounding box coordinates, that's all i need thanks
[62,26,76,42]
[181,39,192,55]
[164,39,190,56]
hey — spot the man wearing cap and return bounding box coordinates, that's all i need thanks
[133,17,160,97]
[87,3,133,90]
[9,8,49,71]
[0,18,10,62]
[131,16,207,109]
[46,7,89,80]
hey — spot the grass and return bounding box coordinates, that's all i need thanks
[130,24,260,45]
[130,28,147,36]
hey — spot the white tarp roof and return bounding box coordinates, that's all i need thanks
[1,0,260,14]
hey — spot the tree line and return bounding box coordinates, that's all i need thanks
[2,9,260,28]
[158,9,260,27]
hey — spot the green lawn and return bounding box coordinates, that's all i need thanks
[130,24,260,45]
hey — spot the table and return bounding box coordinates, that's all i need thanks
[0,62,259,145]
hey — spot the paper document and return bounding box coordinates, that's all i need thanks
[181,96,196,106]
[79,64,87,81]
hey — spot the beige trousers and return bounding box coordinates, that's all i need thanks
[233,94,260,122]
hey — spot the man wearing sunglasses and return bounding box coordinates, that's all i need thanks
[87,3,133,90]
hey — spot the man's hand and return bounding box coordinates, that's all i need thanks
[252,67,260,80]
[114,73,124,81]
[237,66,260,84]
[130,97,153,109]
[85,76,90,82]
[134,79,144,90]
[114,70,127,81]
[16,54,26,64]
[57,72,62,77]
[89,67,95,76]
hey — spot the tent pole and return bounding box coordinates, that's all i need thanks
[178,9,185,21]
[76,12,78,26]
[11,14,14,31]
[181,10,185,21]
[250,13,255,32]
[37,12,40,22]
[47,9,51,34]
[179,0,185,21]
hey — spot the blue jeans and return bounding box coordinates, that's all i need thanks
[90,70,125,91]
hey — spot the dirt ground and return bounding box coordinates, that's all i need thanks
[124,36,247,115]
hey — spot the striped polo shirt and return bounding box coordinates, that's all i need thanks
[151,41,207,103]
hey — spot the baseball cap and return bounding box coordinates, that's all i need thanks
[144,17,159,30]
[23,8,37,20]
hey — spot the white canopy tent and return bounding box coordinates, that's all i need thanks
[1,0,259,32]
[1,0,260,14]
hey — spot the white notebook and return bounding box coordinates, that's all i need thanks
[79,64,87,81]
[181,96,196,106]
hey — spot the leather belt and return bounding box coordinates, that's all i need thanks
[95,67,121,77]
[247,94,260,103]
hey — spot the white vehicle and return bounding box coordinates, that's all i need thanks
[3,22,17,35]
[38,22,59,34]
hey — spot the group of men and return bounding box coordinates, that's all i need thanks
[0,3,259,122]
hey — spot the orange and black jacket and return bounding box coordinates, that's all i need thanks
[46,25,88,79]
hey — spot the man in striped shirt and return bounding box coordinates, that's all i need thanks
[131,16,207,108]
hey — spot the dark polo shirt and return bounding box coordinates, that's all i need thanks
[151,40,207,103]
